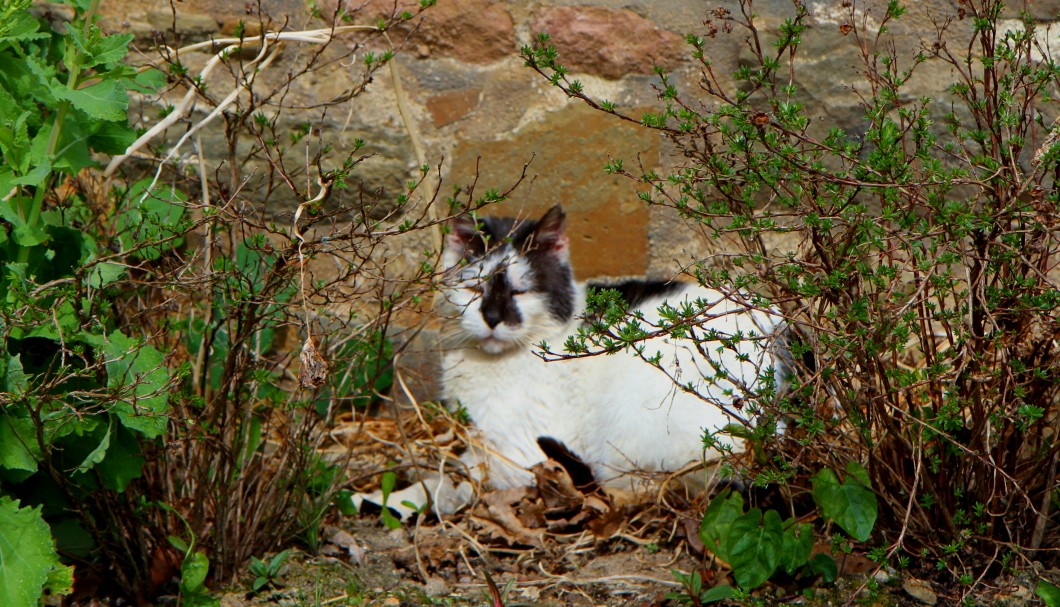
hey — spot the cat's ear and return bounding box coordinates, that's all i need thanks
[445,215,485,255]
[446,215,477,250]
[442,214,485,269]
[531,205,569,257]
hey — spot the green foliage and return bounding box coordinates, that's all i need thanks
[248,549,293,594]
[3,0,438,603]
[525,0,1060,595]
[168,534,219,607]
[1038,581,1060,607]
[697,474,867,592]
[811,462,878,542]
[0,496,73,607]
[666,570,735,605]
[379,470,403,530]
[0,4,174,604]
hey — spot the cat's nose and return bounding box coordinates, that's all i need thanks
[482,306,503,328]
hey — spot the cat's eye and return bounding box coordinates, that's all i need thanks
[511,289,528,296]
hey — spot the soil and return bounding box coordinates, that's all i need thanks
[214,515,1048,607]
[210,413,1051,607]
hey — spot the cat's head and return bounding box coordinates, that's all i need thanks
[440,205,576,354]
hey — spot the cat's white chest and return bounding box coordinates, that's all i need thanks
[443,341,588,487]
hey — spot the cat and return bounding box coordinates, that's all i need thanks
[438,205,786,491]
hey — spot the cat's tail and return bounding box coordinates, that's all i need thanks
[536,436,599,493]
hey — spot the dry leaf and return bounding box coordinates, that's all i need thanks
[298,336,329,388]
[471,487,545,548]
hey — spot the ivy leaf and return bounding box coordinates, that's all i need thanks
[181,550,210,592]
[808,553,838,583]
[725,508,784,589]
[811,463,878,542]
[0,496,74,607]
[699,489,744,562]
[54,79,128,122]
[780,520,814,574]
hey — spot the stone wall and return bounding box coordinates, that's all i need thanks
[94,0,1060,276]
[89,0,1060,397]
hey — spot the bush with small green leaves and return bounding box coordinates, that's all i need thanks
[525,0,1060,598]
[0,0,473,603]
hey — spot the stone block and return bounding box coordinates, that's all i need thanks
[449,104,657,279]
[427,87,482,128]
[530,6,686,80]
[339,0,516,64]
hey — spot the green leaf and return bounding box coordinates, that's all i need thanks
[725,508,784,589]
[0,197,48,247]
[0,496,74,607]
[167,534,189,554]
[699,489,744,561]
[3,353,28,395]
[117,180,187,260]
[96,330,172,438]
[1038,581,1060,607]
[0,413,40,473]
[701,584,735,603]
[335,490,358,515]
[87,261,125,288]
[96,424,145,491]
[73,419,111,474]
[55,79,128,122]
[808,553,838,583]
[812,465,878,542]
[66,25,132,67]
[0,109,31,172]
[87,120,136,154]
[181,550,210,592]
[129,67,167,93]
[0,10,44,43]
[780,520,814,574]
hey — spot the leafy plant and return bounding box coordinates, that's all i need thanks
[524,0,1060,597]
[0,2,176,602]
[0,497,73,607]
[1,0,463,602]
[666,570,736,606]
[248,549,293,594]
[697,465,867,593]
[167,534,218,607]
[1038,581,1060,607]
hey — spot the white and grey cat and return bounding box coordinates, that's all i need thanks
[439,205,785,491]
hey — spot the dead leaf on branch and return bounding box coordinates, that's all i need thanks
[298,336,329,389]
